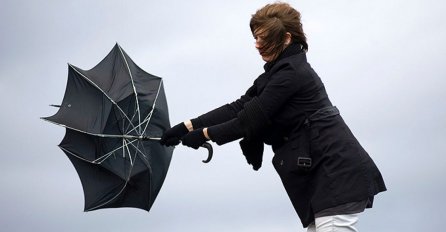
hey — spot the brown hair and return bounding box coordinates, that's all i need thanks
[250,2,308,59]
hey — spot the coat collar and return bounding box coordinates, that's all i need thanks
[263,42,304,72]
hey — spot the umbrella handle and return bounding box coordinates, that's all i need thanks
[200,142,213,163]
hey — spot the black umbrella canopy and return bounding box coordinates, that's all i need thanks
[43,43,174,212]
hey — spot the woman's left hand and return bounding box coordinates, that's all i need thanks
[182,129,209,149]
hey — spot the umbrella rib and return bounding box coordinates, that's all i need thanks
[95,139,139,164]
[123,139,134,167]
[114,78,162,137]
[128,141,149,162]
[58,138,138,164]
[60,140,135,212]
[117,44,142,134]
[87,138,139,211]
[68,63,138,132]
[126,110,153,136]
[59,146,95,163]
[87,180,129,212]
[128,140,154,207]
[123,139,140,182]
[126,105,138,133]
[142,80,163,135]
[42,118,161,141]
[59,145,112,164]
[124,100,140,136]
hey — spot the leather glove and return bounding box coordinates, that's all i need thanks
[160,122,189,146]
[182,129,208,149]
[239,138,264,171]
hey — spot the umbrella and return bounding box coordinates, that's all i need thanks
[42,43,211,212]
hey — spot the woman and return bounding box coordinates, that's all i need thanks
[160,2,386,231]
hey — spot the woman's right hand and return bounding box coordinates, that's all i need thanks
[160,122,189,146]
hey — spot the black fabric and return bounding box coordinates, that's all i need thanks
[192,84,258,130]
[207,118,245,145]
[43,44,174,212]
[206,96,270,145]
[182,129,208,149]
[160,122,189,146]
[306,106,340,123]
[190,117,204,130]
[192,104,236,129]
[237,97,270,139]
[314,199,370,218]
[239,138,264,171]
[187,42,386,227]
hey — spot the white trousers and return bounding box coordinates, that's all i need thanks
[306,214,359,232]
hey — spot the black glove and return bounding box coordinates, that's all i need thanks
[182,129,208,149]
[160,122,189,146]
[239,138,264,171]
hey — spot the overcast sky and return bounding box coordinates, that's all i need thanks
[1,0,445,231]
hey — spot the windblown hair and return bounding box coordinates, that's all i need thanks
[250,2,308,59]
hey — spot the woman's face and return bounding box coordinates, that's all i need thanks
[254,30,291,62]
[254,34,275,62]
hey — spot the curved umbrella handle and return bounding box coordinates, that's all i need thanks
[200,142,213,163]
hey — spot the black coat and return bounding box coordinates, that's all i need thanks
[196,43,386,227]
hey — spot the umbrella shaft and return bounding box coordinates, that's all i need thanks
[121,135,160,140]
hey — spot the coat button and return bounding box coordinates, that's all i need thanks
[280,160,284,166]
[283,136,289,141]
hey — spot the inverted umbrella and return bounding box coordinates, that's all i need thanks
[42,44,211,212]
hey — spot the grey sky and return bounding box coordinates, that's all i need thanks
[1,0,445,231]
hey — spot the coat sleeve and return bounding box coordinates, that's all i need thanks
[208,95,270,145]
[208,64,302,145]
[230,64,301,141]
[190,85,256,129]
